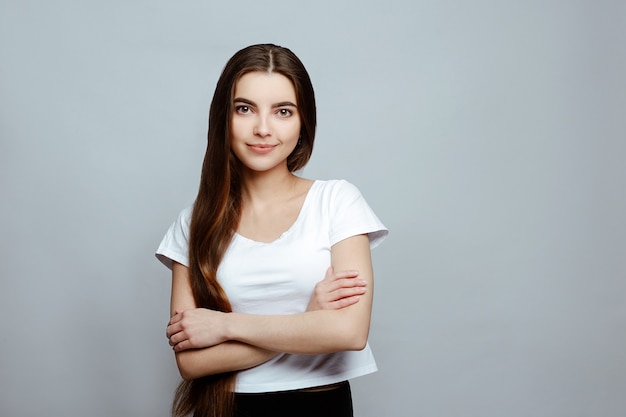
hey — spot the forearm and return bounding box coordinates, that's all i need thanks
[221,234,374,354]
[225,308,371,355]
[168,235,375,356]
[175,341,278,380]
[168,262,278,380]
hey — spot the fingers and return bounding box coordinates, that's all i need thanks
[332,295,362,309]
[307,268,367,311]
[173,340,191,352]
[324,266,334,279]
[320,277,367,298]
[166,313,185,337]
[166,310,189,348]
[167,329,193,351]
[328,277,367,292]
[321,294,362,310]
[325,268,359,281]
[166,322,181,346]
[168,330,188,348]
[167,323,196,351]
[165,308,227,351]
[334,285,366,300]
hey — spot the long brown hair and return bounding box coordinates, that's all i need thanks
[173,44,316,417]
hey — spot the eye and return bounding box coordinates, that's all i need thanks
[235,105,251,114]
[277,108,293,118]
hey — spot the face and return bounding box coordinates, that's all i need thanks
[230,71,301,175]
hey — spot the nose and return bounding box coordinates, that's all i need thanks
[253,114,271,137]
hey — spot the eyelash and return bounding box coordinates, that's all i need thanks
[234,106,293,118]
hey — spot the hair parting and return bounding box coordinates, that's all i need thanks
[267,48,275,73]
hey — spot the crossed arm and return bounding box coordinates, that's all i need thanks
[167,234,374,381]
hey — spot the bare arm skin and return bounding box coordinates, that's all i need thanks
[168,234,374,357]
[169,262,277,380]
[168,239,369,380]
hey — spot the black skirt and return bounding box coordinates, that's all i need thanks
[234,381,354,417]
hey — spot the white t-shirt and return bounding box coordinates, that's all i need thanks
[156,179,388,393]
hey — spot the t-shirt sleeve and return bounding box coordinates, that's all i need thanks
[155,206,192,270]
[328,180,388,249]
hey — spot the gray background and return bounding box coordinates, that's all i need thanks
[1,1,624,416]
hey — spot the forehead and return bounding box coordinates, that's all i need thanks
[234,71,297,103]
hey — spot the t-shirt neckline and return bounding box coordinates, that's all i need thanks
[234,180,319,245]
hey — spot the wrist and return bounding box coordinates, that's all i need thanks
[223,311,240,343]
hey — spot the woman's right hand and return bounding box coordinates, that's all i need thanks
[306,267,367,311]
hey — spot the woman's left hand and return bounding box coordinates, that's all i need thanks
[166,308,228,352]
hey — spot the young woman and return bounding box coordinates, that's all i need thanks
[156,44,387,417]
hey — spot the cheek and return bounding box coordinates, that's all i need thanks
[290,117,302,138]
[284,125,301,144]
[230,119,247,140]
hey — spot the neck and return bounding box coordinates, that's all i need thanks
[240,168,300,203]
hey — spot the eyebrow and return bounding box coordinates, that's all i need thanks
[233,97,298,108]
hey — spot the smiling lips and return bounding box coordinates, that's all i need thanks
[247,143,277,154]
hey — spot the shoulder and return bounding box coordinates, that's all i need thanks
[169,205,195,239]
[309,179,371,219]
[168,205,193,233]
[155,205,194,270]
[178,205,194,224]
[312,179,388,248]
[313,179,362,199]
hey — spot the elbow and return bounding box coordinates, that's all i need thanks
[354,337,368,351]
[337,323,369,351]
[175,350,228,380]
[175,353,199,381]
[179,369,195,382]
[180,372,194,382]
[329,311,371,352]
[346,332,368,351]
